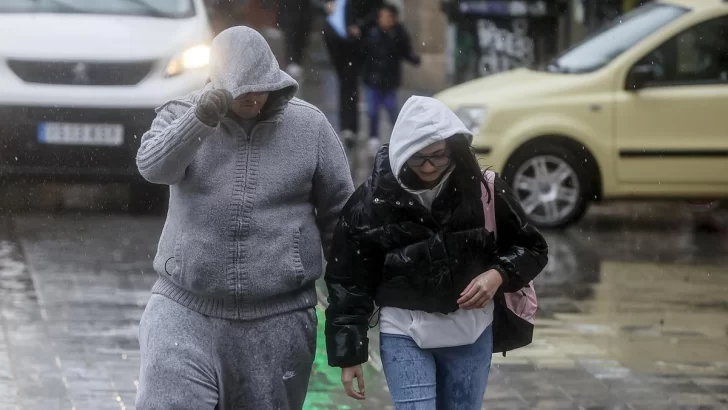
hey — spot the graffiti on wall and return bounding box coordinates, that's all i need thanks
[475,18,535,76]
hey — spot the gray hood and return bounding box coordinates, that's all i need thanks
[209,26,299,103]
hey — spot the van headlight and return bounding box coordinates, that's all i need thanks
[455,106,487,136]
[165,44,210,77]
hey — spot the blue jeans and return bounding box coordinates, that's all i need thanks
[366,87,399,139]
[380,326,493,410]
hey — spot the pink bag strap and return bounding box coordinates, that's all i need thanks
[481,170,497,240]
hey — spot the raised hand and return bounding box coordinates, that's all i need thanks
[195,88,233,127]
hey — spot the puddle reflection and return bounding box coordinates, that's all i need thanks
[522,225,728,379]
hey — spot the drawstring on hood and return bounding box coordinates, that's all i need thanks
[208,26,299,118]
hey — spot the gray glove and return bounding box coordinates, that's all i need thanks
[195,88,233,127]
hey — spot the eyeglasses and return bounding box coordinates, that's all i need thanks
[406,154,451,168]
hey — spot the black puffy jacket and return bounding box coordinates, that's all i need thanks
[324,145,549,368]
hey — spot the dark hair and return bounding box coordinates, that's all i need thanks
[380,4,399,17]
[447,134,492,204]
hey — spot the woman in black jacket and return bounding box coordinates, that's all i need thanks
[324,96,548,409]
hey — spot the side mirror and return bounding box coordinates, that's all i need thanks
[626,64,657,91]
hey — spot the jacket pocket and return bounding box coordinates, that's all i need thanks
[291,228,305,283]
[170,231,184,280]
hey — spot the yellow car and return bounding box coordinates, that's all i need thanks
[435,0,728,228]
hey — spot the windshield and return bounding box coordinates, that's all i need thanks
[0,0,195,19]
[542,3,688,74]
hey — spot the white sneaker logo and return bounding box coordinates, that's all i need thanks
[282,371,296,381]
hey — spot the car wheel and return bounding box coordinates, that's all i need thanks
[502,143,591,229]
[128,182,167,215]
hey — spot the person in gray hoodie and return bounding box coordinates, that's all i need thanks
[134,26,354,410]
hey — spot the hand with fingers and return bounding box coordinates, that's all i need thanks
[195,88,234,127]
[341,365,366,400]
[457,269,504,310]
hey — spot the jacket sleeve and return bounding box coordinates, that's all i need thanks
[136,100,214,185]
[324,187,383,368]
[491,176,549,293]
[398,27,421,65]
[313,116,355,260]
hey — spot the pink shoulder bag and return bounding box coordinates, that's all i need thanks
[481,170,538,353]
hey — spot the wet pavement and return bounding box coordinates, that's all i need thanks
[0,64,727,410]
[1,203,727,410]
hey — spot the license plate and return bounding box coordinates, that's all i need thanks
[38,122,124,146]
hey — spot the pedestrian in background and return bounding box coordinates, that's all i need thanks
[278,0,313,80]
[134,26,353,410]
[322,0,383,148]
[324,96,548,408]
[360,4,421,157]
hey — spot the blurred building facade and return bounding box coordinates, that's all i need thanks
[397,0,571,90]
[206,0,279,33]
[400,0,657,91]
[579,0,653,31]
[205,0,288,66]
[203,0,656,92]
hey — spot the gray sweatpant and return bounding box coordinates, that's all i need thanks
[135,294,317,410]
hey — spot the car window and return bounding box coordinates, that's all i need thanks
[637,15,728,85]
[541,3,688,74]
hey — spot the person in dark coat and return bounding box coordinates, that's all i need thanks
[322,0,384,147]
[323,96,548,408]
[361,4,421,156]
[278,0,313,80]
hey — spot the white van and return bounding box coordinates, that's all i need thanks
[0,0,212,212]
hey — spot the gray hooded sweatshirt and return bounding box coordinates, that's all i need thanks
[136,27,354,320]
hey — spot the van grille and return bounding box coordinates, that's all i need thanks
[7,60,154,86]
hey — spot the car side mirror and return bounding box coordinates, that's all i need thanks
[627,64,657,91]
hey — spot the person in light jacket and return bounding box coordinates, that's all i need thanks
[135,26,354,410]
[324,96,548,409]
